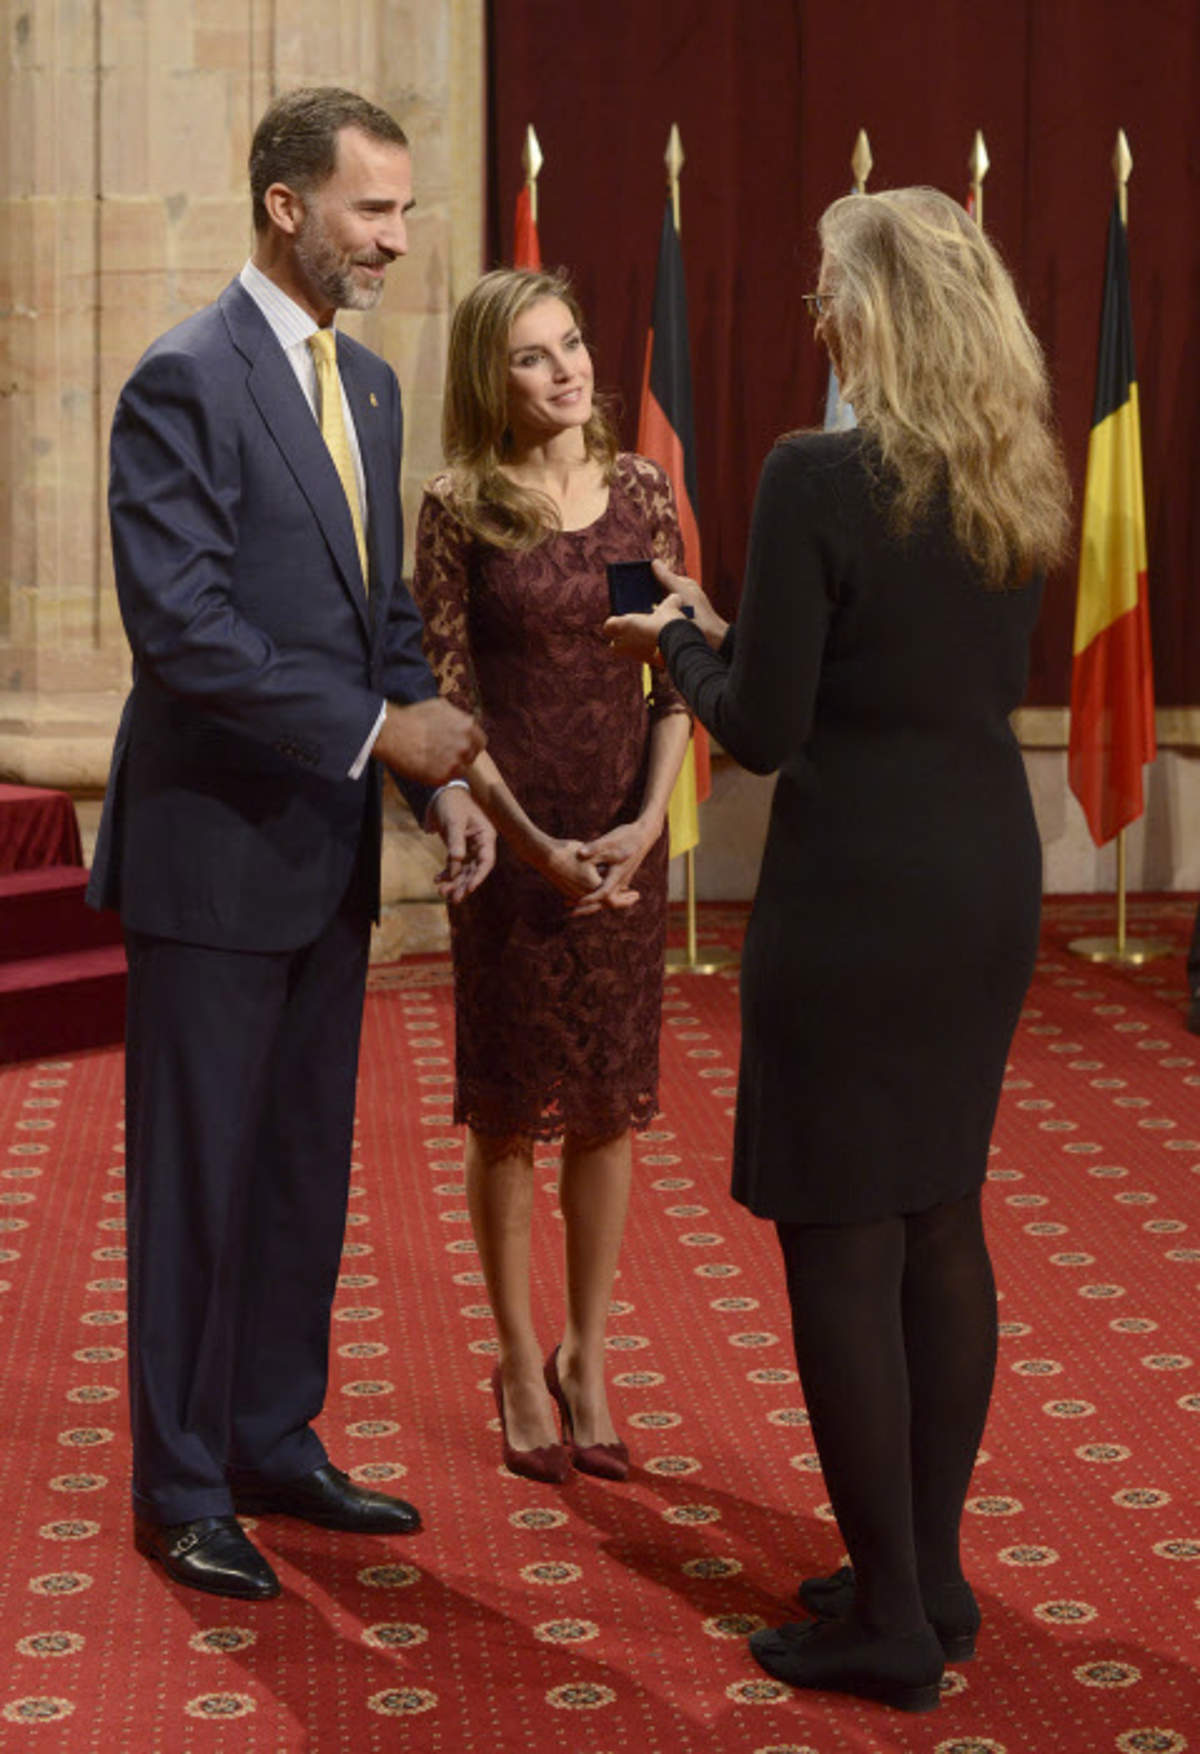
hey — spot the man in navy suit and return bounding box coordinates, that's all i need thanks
[88,88,494,1600]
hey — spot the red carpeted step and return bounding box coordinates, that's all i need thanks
[0,941,126,1062]
[0,865,122,962]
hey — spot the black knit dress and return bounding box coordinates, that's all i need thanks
[661,432,1043,1224]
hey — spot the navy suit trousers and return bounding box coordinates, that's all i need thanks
[123,875,371,1525]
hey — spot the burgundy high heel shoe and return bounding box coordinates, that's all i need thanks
[490,1367,570,1484]
[544,1347,630,1481]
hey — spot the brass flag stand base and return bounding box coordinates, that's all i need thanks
[666,849,740,975]
[1067,833,1172,967]
[1068,934,1173,966]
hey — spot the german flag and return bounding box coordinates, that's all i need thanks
[1068,195,1155,847]
[513,184,541,269]
[637,201,711,856]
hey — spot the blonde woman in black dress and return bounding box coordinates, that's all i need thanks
[414,269,689,1485]
[608,189,1069,1711]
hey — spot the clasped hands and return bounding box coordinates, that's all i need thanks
[539,818,660,918]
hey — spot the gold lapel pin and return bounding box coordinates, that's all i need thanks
[369,392,379,407]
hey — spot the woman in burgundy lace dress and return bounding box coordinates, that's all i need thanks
[412,269,690,1484]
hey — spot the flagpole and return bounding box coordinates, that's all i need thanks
[968,130,989,227]
[661,123,737,977]
[522,124,543,225]
[1069,129,1169,969]
[1114,125,1130,227]
[851,128,872,195]
[666,122,683,234]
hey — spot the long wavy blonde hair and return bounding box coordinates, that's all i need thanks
[818,187,1070,586]
[441,267,619,549]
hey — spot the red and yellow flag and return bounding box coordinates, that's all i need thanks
[1068,195,1155,847]
[637,201,711,857]
[513,184,541,269]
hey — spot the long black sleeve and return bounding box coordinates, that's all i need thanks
[659,439,841,776]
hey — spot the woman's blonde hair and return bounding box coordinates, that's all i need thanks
[441,267,619,549]
[818,187,1070,585]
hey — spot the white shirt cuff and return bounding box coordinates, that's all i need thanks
[349,701,388,779]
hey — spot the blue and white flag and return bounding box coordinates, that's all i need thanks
[823,365,856,431]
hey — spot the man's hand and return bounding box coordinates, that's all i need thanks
[428,786,496,903]
[374,698,485,787]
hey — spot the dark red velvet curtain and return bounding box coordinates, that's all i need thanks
[486,0,1200,707]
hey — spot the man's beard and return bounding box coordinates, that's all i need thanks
[295,208,385,313]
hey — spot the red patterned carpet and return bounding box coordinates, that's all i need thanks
[1,897,1198,1752]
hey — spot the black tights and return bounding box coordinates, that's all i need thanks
[776,1190,997,1634]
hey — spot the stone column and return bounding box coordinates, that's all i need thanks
[1,0,117,783]
[0,0,485,954]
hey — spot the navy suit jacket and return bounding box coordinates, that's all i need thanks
[89,280,437,952]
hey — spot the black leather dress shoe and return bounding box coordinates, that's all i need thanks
[230,1463,421,1534]
[133,1514,281,1600]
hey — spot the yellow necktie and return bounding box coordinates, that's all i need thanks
[308,328,368,586]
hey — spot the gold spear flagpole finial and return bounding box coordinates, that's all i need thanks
[665,123,685,233]
[1113,127,1133,226]
[851,128,873,193]
[522,124,543,224]
[969,129,990,228]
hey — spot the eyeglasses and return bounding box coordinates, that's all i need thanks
[802,293,834,320]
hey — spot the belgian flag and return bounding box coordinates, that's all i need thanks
[1068,195,1155,846]
[637,201,711,856]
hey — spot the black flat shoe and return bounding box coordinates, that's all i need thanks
[230,1463,421,1534]
[797,1566,980,1660]
[749,1617,944,1713]
[797,1563,856,1615]
[133,1514,280,1600]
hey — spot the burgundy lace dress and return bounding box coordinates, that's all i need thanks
[413,454,688,1141]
